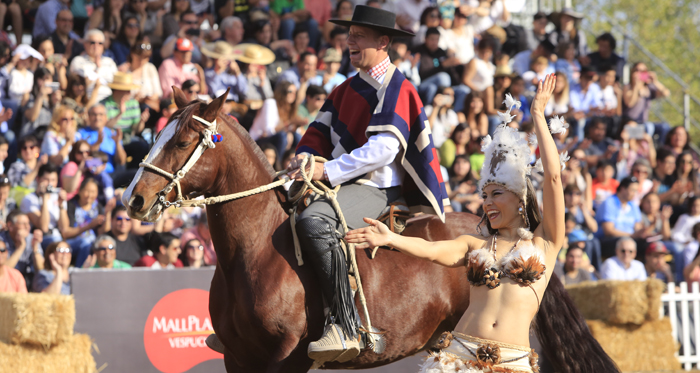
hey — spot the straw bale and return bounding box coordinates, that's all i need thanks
[0,333,96,373]
[565,280,650,325]
[587,318,680,371]
[646,279,665,321]
[0,293,75,348]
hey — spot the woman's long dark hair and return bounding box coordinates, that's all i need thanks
[32,67,52,98]
[66,74,88,105]
[675,151,698,187]
[116,16,143,47]
[664,126,691,152]
[462,91,486,123]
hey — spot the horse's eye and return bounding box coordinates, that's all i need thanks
[176,142,191,149]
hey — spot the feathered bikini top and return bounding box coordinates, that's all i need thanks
[466,234,547,306]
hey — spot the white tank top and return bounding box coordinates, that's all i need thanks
[471,58,495,92]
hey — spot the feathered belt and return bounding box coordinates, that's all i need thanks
[418,332,539,373]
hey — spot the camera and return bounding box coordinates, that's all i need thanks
[46,185,58,194]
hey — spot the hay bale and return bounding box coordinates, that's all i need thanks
[646,279,665,321]
[587,318,680,371]
[0,293,75,348]
[565,280,650,324]
[0,333,96,373]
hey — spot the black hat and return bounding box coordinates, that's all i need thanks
[329,5,414,37]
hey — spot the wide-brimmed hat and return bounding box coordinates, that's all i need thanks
[13,44,44,61]
[323,48,342,63]
[230,43,276,65]
[494,65,514,78]
[549,7,584,27]
[108,71,140,91]
[201,41,235,60]
[329,5,414,37]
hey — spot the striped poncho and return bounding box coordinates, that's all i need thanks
[296,64,449,222]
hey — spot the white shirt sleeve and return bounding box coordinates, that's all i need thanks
[249,98,279,141]
[324,132,401,187]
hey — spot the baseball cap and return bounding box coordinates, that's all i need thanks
[646,242,669,255]
[568,230,587,244]
[175,38,194,52]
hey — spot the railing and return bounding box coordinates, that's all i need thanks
[662,282,700,370]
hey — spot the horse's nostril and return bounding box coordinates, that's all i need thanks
[130,195,145,212]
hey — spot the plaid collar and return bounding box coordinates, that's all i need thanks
[366,56,391,82]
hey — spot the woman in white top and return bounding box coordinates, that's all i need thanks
[461,38,495,93]
[425,86,459,148]
[119,37,163,110]
[438,7,475,65]
[469,0,510,35]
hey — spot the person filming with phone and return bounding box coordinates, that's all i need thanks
[623,62,671,143]
[20,163,65,249]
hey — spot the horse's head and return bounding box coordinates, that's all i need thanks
[123,87,229,221]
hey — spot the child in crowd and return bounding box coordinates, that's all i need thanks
[156,98,177,133]
[591,160,619,208]
[9,45,43,106]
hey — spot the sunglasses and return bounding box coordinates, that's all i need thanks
[116,216,131,222]
[87,41,104,45]
[22,145,37,150]
[78,149,90,154]
[94,244,115,251]
[187,245,204,251]
[0,247,5,253]
[139,43,152,51]
[56,246,72,253]
[183,20,198,26]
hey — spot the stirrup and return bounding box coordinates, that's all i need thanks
[205,333,225,354]
[308,323,360,363]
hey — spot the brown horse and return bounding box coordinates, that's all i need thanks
[123,88,478,372]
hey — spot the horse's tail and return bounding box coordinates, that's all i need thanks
[535,273,620,372]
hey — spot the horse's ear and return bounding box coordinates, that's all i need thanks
[172,86,189,109]
[201,88,229,123]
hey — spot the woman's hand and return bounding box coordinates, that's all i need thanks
[531,73,556,114]
[49,253,62,273]
[82,253,96,268]
[661,205,673,220]
[90,215,106,229]
[345,217,393,249]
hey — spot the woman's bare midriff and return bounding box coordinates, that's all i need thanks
[453,277,548,347]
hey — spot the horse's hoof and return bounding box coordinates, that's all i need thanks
[205,333,225,354]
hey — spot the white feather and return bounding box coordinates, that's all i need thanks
[497,110,516,124]
[532,158,543,173]
[560,151,570,171]
[480,135,492,151]
[528,132,538,146]
[548,115,569,134]
[502,93,522,110]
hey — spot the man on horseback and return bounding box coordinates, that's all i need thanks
[286,5,449,364]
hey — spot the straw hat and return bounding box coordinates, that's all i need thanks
[201,41,236,60]
[494,65,514,78]
[322,48,342,63]
[108,71,141,91]
[230,43,275,65]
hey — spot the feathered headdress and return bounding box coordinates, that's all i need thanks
[478,94,570,239]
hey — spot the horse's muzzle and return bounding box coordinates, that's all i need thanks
[126,194,162,222]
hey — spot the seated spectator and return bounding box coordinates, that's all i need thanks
[597,177,643,257]
[644,242,674,283]
[50,10,83,57]
[580,118,616,171]
[107,205,145,265]
[181,79,201,101]
[237,44,275,103]
[78,104,127,175]
[217,16,244,48]
[9,45,43,106]
[672,197,700,249]
[447,154,480,214]
[548,7,588,59]
[661,152,699,208]
[91,234,131,269]
[461,38,495,97]
[291,26,314,60]
[103,72,150,168]
[0,239,26,293]
[598,66,622,122]
[457,90,488,138]
[389,47,420,87]
[525,12,548,52]
[3,211,44,288]
[40,105,80,167]
[569,67,602,139]
[21,68,64,138]
[181,238,204,268]
[652,147,675,190]
[110,16,143,66]
[591,160,619,207]
[180,213,214,266]
[587,33,625,84]
[269,0,319,49]
[308,48,346,95]
[617,122,655,181]
[69,30,118,102]
[250,81,304,161]
[8,136,47,189]
[278,51,317,90]
[663,126,696,161]
[415,27,460,106]
[86,0,126,41]
[159,37,205,99]
[58,178,115,267]
[629,159,655,202]
[545,71,570,118]
[684,243,700,283]
[33,241,71,294]
[119,38,162,111]
[555,242,592,285]
[21,163,64,246]
[160,11,204,65]
[122,0,163,45]
[553,41,580,85]
[33,0,70,39]
[61,140,114,202]
[600,237,647,280]
[296,84,326,132]
[485,65,512,117]
[33,35,68,91]
[425,86,459,148]
[439,122,469,169]
[512,39,555,77]
[162,0,192,40]
[62,74,101,128]
[321,0,352,44]
[623,62,671,142]
[134,232,183,268]
[202,41,247,102]
[564,184,597,234]
[683,223,700,277]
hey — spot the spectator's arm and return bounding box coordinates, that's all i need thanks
[147,0,167,10]
[581,206,598,233]
[484,85,496,115]
[41,269,63,294]
[58,208,91,239]
[32,240,44,271]
[5,241,25,269]
[87,8,104,31]
[599,261,612,279]
[584,172,594,212]
[38,193,51,233]
[601,221,629,238]
[49,138,74,167]
[23,156,47,188]
[25,94,46,123]
[160,37,177,60]
[461,59,478,92]
[132,219,155,235]
[650,73,671,98]
[623,84,640,108]
[685,256,700,282]
[113,131,127,166]
[426,106,438,129]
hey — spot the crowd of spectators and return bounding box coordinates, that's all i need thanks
[0,0,696,295]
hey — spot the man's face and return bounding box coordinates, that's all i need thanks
[617,241,636,267]
[597,40,612,58]
[94,240,116,267]
[565,246,584,270]
[298,55,317,79]
[348,26,387,70]
[589,123,606,142]
[307,93,327,112]
[618,183,639,203]
[180,14,199,31]
[88,106,107,129]
[162,239,181,264]
[226,21,244,44]
[56,10,74,36]
[84,35,105,59]
[425,34,440,51]
[0,144,8,162]
[646,252,666,271]
[112,210,132,235]
[174,50,193,64]
[533,17,547,34]
[332,33,348,51]
[9,215,30,240]
[38,172,58,192]
[599,70,616,87]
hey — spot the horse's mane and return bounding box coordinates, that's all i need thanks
[171,101,276,178]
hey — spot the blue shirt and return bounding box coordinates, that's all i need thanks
[570,82,603,114]
[0,231,38,280]
[512,50,555,77]
[33,269,71,295]
[278,67,301,88]
[596,195,642,238]
[308,72,348,95]
[204,68,248,102]
[78,126,118,173]
[33,0,68,38]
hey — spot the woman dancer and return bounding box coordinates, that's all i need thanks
[347,74,609,372]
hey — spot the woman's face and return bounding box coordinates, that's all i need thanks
[185,240,204,263]
[470,97,483,114]
[454,127,469,145]
[339,1,353,18]
[285,85,297,104]
[175,0,189,12]
[482,184,522,230]
[38,40,54,60]
[453,158,470,177]
[560,14,574,31]
[425,9,440,27]
[124,18,140,38]
[20,142,38,162]
[76,143,91,163]
[510,80,525,96]
[641,194,660,215]
[71,80,86,97]
[59,111,75,133]
[55,243,72,268]
[294,31,309,50]
[680,154,694,175]
[111,0,125,11]
[478,47,493,62]
[79,182,99,205]
[256,24,272,46]
[670,128,688,149]
[564,44,575,61]
[263,148,276,166]
[554,76,566,93]
[564,189,581,208]
[184,84,200,101]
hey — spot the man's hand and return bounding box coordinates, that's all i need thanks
[286,154,326,181]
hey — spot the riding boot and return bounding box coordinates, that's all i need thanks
[296,216,361,363]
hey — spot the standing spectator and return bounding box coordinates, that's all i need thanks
[661,152,699,208]
[50,10,83,56]
[525,12,548,52]
[33,0,70,39]
[587,32,625,81]
[158,37,205,99]
[600,237,647,280]
[119,38,162,111]
[425,86,459,149]
[21,163,64,246]
[415,27,459,106]
[554,244,592,285]
[308,48,346,95]
[179,213,214,266]
[548,7,588,59]
[134,232,183,268]
[2,211,44,288]
[8,136,47,189]
[0,238,26,293]
[202,41,247,101]
[40,105,80,167]
[62,74,101,128]
[622,62,671,142]
[21,68,64,138]
[33,241,71,294]
[91,235,132,269]
[181,238,204,267]
[107,205,145,265]
[87,0,126,41]
[597,177,644,256]
[110,16,143,66]
[163,0,192,40]
[569,67,602,139]
[644,242,674,283]
[79,104,126,175]
[69,30,118,102]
